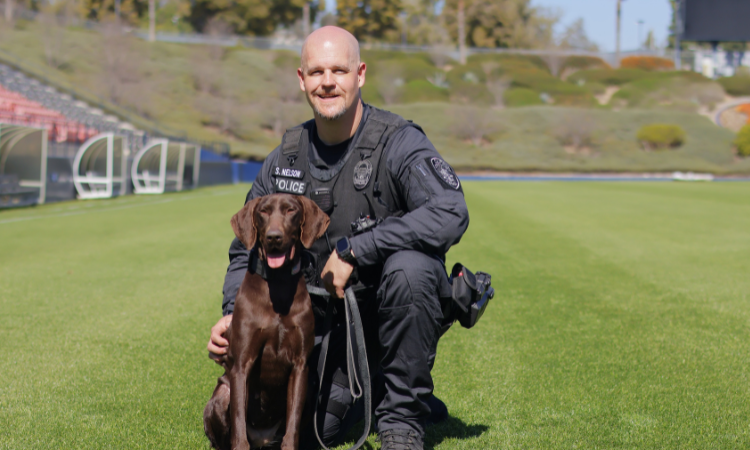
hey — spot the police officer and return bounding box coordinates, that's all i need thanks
[207,26,469,450]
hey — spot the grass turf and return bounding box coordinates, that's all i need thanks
[1,182,749,449]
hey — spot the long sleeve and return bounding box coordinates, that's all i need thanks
[221,149,280,315]
[349,127,470,266]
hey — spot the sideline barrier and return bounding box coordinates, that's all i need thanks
[131,139,200,194]
[73,133,128,199]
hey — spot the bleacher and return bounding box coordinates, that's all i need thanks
[0,64,142,151]
[0,174,38,208]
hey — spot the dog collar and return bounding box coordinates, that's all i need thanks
[249,249,302,280]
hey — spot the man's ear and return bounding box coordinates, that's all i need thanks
[298,196,330,249]
[230,197,262,250]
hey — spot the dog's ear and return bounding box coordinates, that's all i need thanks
[298,196,330,249]
[231,197,262,249]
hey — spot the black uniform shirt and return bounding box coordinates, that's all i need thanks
[221,104,470,315]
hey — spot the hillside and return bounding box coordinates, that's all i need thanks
[2,20,749,172]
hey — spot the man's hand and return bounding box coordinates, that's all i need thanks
[207,314,232,364]
[321,250,355,299]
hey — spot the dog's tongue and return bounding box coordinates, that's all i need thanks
[267,253,286,269]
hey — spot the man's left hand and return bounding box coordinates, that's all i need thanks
[321,250,354,299]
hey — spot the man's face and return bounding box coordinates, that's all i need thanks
[297,41,366,121]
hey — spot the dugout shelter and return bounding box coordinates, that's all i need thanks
[131,139,201,194]
[73,133,128,199]
[0,123,48,207]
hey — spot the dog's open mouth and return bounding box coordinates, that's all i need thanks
[266,246,294,269]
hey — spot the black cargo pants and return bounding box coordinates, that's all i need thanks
[300,250,451,449]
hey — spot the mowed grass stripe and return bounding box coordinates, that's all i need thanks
[1,182,749,449]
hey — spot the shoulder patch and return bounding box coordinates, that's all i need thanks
[426,157,461,190]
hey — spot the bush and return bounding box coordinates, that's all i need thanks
[402,80,450,103]
[620,56,675,71]
[637,124,686,150]
[734,125,750,157]
[568,68,650,86]
[561,56,611,77]
[718,75,750,96]
[449,81,492,106]
[504,88,544,107]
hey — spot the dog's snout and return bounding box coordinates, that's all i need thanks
[265,229,283,245]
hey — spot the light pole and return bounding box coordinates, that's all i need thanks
[615,0,624,67]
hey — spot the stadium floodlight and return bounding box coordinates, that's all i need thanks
[131,139,201,194]
[73,133,128,199]
[0,123,48,205]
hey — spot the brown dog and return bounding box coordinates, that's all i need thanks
[204,194,330,450]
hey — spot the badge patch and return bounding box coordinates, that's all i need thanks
[274,166,305,179]
[428,157,461,190]
[274,177,306,195]
[353,159,373,190]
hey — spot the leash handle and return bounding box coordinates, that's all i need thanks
[309,286,372,450]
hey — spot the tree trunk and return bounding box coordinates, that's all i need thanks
[148,0,156,42]
[5,0,13,23]
[457,0,466,65]
[302,3,310,37]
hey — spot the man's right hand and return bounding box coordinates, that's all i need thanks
[207,314,232,364]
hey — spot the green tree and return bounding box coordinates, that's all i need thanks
[442,0,556,49]
[337,0,403,42]
[187,0,320,35]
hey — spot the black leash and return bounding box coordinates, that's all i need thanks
[307,285,372,450]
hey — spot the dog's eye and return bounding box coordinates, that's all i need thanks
[286,208,297,215]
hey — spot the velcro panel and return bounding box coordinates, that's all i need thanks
[282,128,304,155]
[356,119,388,150]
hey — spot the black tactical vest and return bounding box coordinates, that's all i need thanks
[273,106,423,286]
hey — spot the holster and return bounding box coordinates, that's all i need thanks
[443,263,495,330]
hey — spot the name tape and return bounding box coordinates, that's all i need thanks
[274,167,305,179]
[275,177,306,195]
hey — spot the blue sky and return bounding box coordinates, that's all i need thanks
[531,0,673,52]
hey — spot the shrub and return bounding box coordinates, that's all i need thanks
[402,80,450,103]
[449,81,492,106]
[562,56,611,72]
[734,125,750,157]
[636,124,686,150]
[552,110,597,150]
[718,75,750,96]
[504,88,544,107]
[620,56,675,71]
[568,68,650,86]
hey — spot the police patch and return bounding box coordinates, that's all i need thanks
[274,177,306,195]
[427,157,461,190]
[274,166,305,179]
[353,159,373,190]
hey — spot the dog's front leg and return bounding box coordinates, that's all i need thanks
[281,361,309,450]
[228,333,263,450]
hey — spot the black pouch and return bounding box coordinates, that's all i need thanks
[449,263,495,329]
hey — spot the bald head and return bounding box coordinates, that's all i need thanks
[301,26,360,71]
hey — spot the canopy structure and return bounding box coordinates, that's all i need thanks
[131,139,200,194]
[0,123,48,205]
[73,133,128,199]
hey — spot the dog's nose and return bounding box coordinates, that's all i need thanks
[266,229,283,246]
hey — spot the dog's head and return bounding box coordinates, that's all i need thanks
[231,194,330,269]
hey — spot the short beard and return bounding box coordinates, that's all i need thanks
[312,102,348,121]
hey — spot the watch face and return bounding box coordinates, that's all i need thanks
[336,238,349,254]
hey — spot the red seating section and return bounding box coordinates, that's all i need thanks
[0,86,98,143]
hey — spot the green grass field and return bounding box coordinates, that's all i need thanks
[1,182,750,449]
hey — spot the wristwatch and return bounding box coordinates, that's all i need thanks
[336,237,357,266]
